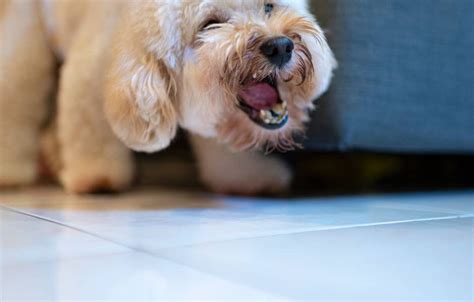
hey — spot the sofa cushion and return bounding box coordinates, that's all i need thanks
[306,0,474,153]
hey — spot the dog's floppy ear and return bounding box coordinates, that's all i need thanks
[104,9,179,153]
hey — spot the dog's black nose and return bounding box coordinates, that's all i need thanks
[260,37,294,68]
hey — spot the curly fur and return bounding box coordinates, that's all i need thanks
[0,0,335,194]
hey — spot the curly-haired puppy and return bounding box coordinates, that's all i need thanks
[0,0,335,194]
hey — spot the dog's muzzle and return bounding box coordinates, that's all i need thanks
[236,36,295,130]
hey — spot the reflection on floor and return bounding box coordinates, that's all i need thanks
[1,186,473,300]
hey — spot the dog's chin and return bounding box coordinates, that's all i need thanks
[216,107,302,152]
[236,75,289,131]
[216,87,308,152]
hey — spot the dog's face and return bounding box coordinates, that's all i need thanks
[105,0,336,152]
[178,0,336,151]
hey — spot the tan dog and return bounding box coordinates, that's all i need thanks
[0,0,336,194]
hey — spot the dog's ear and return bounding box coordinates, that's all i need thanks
[104,13,179,153]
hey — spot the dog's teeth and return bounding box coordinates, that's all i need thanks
[260,110,272,124]
[259,102,288,125]
[252,73,258,79]
[271,103,285,115]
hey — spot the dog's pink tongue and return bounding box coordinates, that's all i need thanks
[239,82,278,110]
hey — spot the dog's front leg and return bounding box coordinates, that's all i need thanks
[0,0,55,187]
[190,134,292,195]
[56,18,134,193]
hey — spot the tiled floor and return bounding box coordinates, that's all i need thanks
[1,186,473,301]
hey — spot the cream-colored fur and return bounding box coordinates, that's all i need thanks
[0,0,335,195]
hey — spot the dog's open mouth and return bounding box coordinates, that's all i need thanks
[237,76,289,130]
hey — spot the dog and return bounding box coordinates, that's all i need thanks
[0,0,336,195]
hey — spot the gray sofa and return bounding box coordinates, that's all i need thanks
[307,0,474,153]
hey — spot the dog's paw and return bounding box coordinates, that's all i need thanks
[0,161,38,188]
[200,156,292,196]
[60,159,134,194]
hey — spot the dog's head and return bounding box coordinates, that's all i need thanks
[105,0,336,152]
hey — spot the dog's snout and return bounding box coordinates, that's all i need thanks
[260,37,294,68]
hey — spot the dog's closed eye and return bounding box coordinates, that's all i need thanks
[200,18,225,31]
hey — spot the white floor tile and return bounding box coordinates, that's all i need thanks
[0,209,128,264]
[2,189,466,250]
[159,218,474,301]
[2,188,473,300]
[1,251,279,301]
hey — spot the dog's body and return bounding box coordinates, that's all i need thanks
[0,0,335,194]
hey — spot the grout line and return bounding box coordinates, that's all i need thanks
[154,213,474,251]
[0,205,144,252]
[1,204,473,298]
[296,214,474,232]
[0,205,286,298]
[2,204,472,251]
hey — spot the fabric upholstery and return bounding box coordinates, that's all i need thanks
[306,0,474,153]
